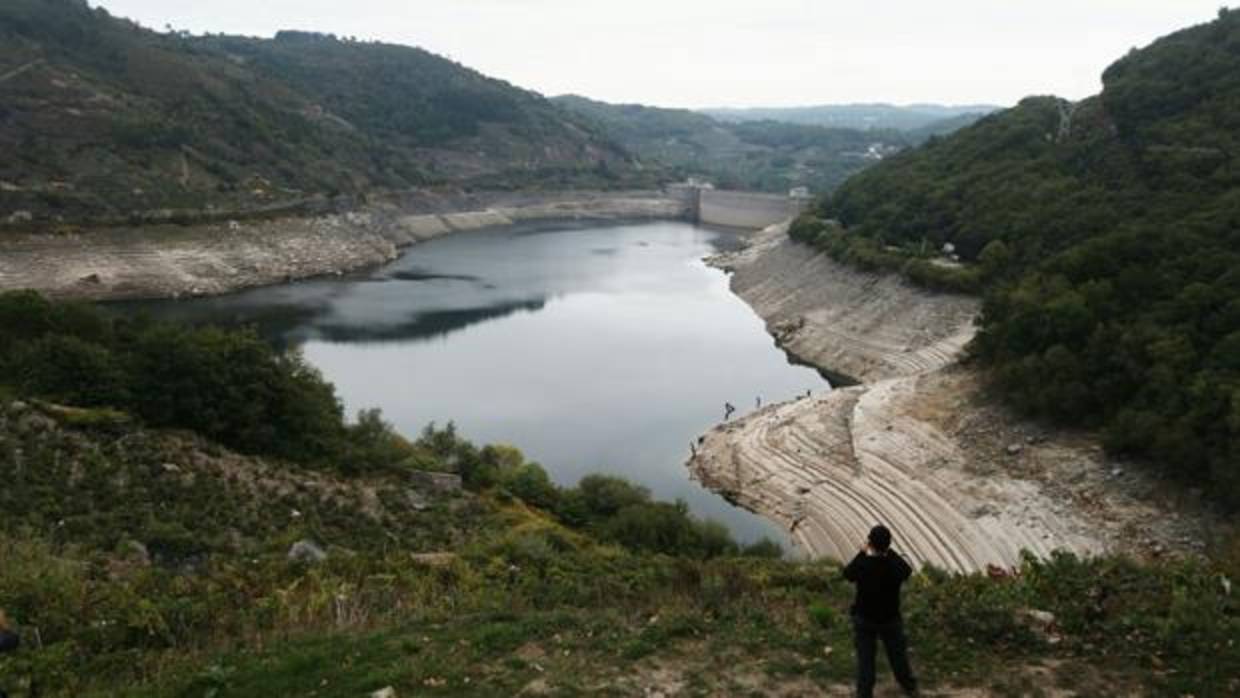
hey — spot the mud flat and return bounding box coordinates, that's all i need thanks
[0,190,688,301]
[690,223,1207,572]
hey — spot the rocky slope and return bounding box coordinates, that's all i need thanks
[707,223,979,383]
[689,224,1208,572]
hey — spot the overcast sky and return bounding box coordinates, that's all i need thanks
[93,1,1230,109]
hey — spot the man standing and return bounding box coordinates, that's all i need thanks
[843,525,918,698]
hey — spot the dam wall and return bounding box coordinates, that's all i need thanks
[698,189,808,229]
[0,185,805,301]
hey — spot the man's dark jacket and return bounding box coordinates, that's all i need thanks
[843,550,913,623]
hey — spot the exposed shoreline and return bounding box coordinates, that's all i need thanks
[0,190,690,301]
[690,223,1208,572]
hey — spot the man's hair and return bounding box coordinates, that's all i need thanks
[868,525,893,552]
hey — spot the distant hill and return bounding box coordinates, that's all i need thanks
[554,94,913,194]
[701,103,1002,132]
[0,0,640,226]
[793,9,1240,507]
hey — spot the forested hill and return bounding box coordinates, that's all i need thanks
[554,94,917,194]
[0,0,639,226]
[792,9,1240,508]
[701,103,1000,132]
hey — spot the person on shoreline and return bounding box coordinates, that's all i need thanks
[843,525,918,698]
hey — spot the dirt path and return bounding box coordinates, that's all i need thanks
[690,223,1207,571]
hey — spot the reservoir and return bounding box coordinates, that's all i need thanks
[126,221,827,546]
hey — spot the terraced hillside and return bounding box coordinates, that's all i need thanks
[692,225,1204,573]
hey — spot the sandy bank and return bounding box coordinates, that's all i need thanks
[0,190,688,301]
[691,224,1207,571]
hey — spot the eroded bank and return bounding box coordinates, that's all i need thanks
[0,190,690,301]
[689,223,1207,572]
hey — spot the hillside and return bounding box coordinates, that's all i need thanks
[791,9,1240,508]
[0,293,1235,697]
[0,0,640,227]
[701,103,1000,132]
[554,95,910,194]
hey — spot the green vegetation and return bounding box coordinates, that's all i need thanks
[793,10,1240,508]
[0,291,379,468]
[414,427,781,560]
[0,294,1236,695]
[702,103,1001,132]
[554,95,913,194]
[0,0,643,226]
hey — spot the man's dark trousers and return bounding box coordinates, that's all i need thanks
[852,613,917,697]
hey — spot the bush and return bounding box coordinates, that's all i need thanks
[575,475,651,519]
[503,462,559,511]
[741,538,785,559]
[0,292,358,469]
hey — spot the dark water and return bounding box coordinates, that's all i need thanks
[124,221,827,546]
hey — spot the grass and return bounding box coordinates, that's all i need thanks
[0,541,1227,697]
[1,398,1238,696]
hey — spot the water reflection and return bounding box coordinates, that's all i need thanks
[120,221,826,546]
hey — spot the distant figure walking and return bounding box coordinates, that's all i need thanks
[724,402,736,420]
[843,525,918,698]
[0,608,18,698]
[755,396,762,408]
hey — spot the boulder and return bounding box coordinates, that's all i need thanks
[287,540,328,563]
[410,471,462,493]
[1020,608,1056,625]
[410,552,457,567]
[370,688,397,698]
[405,490,431,511]
[1017,608,1061,644]
[17,412,56,434]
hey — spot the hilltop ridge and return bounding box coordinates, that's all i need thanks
[701,102,1001,132]
[790,8,1240,508]
[554,94,983,194]
[0,0,644,226]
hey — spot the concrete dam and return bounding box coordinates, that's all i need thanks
[668,185,811,230]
